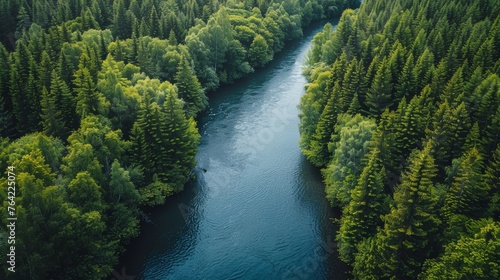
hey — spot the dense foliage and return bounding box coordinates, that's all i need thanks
[299,0,500,278]
[0,0,361,279]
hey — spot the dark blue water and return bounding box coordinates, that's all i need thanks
[117,20,348,280]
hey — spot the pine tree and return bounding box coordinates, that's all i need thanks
[161,87,200,190]
[375,141,442,279]
[463,122,481,152]
[38,51,52,90]
[365,57,393,116]
[306,82,342,167]
[174,56,208,117]
[486,145,500,219]
[168,29,178,45]
[421,221,500,280]
[0,44,12,136]
[427,101,471,171]
[50,69,77,132]
[397,87,432,161]
[440,66,464,107]
[131,85,199,199]
[73,53,105,119]
[113,0,130,39]
[442,147,489,221]
[347,93,362,115]
[26,70,42,132]
[149,6,160,38]
[341,58,366,111]
[483,106,500,162]
[337,148,387,264]
[10,42,34,134]
[368,109,400,191]
[58,51,74,86]
[412,48,434,96]
[40,87,65,138]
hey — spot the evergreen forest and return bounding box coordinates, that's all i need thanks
[0,0,360,279]
[299,0,500,278]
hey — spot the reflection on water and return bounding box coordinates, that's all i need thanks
[117,20,349,280]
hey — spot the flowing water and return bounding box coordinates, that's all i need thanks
[118,20,349,280]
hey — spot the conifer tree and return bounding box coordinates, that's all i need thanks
[365,57,393,116]
[442,147,489,221]
[486,145,500,219]
[337,148,387,264]
[40,87,65,139]
[427,101,471,170]
[73,53,106,119]
[306,82,342,167]
[149,7,160,38]
[10,41,34,134]
[174,56,208,117]
[341,58,366,111]
[161,87,200,190]
[50,69,76,131]
[58,51,75,86]
[113,0,130,39]
[375,141,441,279]
[38,51,52,90]
[421,221,500,280]
[440,66,464,107]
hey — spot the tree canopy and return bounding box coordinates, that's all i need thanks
[299,0,500,278]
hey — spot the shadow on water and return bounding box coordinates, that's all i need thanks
[295,155,351,280]
[113,177,203,279]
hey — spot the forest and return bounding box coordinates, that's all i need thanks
[0,0,363,279]
[299,0,500,278]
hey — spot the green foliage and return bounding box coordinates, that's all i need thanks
[131,84,200,204]
[442,148,489,221]
[358,142,441,279]
[0,0,361,278]
[324,114,376,207]
[248,34,272,68]
[299,0,500,278]
[421,220,500,280]
[175,56,208,117]
[337,148,387,264]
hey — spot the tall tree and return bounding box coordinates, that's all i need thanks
[174,56,208,117]
[365,57,394,116]
[40,87,65,139]
[442,147,489,221]
[337,148,387,264]
[360,141,442,279]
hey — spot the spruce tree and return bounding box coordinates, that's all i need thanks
[306,82,342,167]
[442,147,489,221]
[50,69,76,131]
[376,141,442,279]
[486,145,500,219]
[73,53,105,119]
[337,148,387,264]
[174,56,208,117]
[40,87,65,139]
[365,57,393,116]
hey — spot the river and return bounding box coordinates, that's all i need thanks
[117,20,349,280]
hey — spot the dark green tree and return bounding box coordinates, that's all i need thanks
[174,56,208,117]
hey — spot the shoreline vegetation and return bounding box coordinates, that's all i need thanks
[0,0,360,279]
[299,0,500,278]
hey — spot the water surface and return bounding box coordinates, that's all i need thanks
[118,20,348,280]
